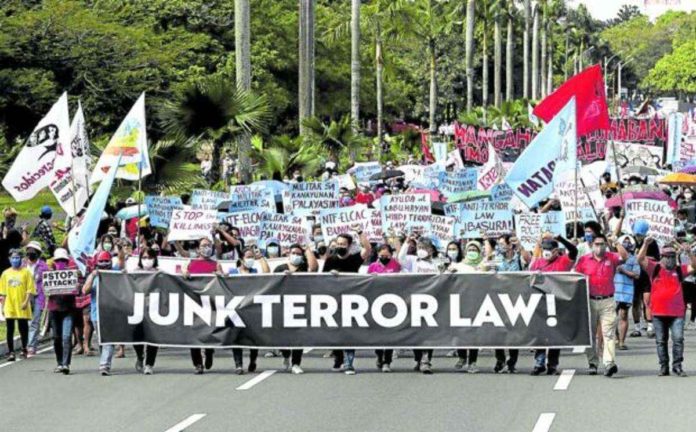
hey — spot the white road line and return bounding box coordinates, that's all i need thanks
[0,345,54,369]
[164,413,206,432]
[36,346,53,354]
[572,346,585,354]
[532,413,556,432]
[236,370,276,391]
[553,369,575,391]
[0,361,16,369]
[303,348,313,354]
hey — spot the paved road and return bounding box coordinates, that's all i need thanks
[1,335,695,432]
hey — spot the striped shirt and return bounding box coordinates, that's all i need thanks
[614,255,640,304]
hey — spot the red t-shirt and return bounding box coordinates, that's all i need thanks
[575,252,621,297]
[647,259,689,317]
[188,259,217,275]
[530,255,573,272]
[355,192,375,205]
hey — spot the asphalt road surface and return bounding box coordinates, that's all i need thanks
[1,334,695,432]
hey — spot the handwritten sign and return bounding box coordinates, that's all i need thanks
[43,270,80,295]
[190,189,229,210]
[491,183,514,202]
[318,205,371,242]
[429,215,456,251]
[286,181,340,216]
[259,213,312,247]
[229,185,276,213]
[365,209,384,243]
[455,201,513,238]
[348,162,382,183]
[224,211,267,242]
[439,168,478,198]
[144,196,183,229]
[622,199,674,246]
[168,208,217,241]
[515,211,566,250]
[398,165,426,185]
[380,193,432,235]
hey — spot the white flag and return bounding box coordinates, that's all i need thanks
[477,143,505,191]
[91,93,151,183]
[501,117,512,131]
[2,92,71,201]
[70,101,92,181]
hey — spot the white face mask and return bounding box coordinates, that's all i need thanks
[447,250,459,260]
[542,250,553,260]
[290,254,304,266]
[417,249,429,259]
[141,259,155,270]
[244,258,256,269]
[267,246,279,257]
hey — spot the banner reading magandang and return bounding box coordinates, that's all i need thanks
[98,271,591,349]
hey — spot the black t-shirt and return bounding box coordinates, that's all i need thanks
[322,252,364,273]
[274,262,309,273]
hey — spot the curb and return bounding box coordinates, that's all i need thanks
[0,335,52,357]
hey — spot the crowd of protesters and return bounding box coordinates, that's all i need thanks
[1,158,695,380]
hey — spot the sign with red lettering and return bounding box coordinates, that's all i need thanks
[622,199,674,246]
[168,208,217,241]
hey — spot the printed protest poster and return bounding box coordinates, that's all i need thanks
[42,270,80,295]
[622,200,674,245]
[229,185,276,213]
[428,215,456,251]
[439,168,478,198]
[224,211,267,242]
[380,193,432,235]
[168,208,217,241]
[515,211,566,250]
[679,138,696,163]
[259,213,312,247]
[190,189,229,211]
[365,209,384,243]
[455,201,513,238]
[319,205,371,242]
[286,180,340,216]
[348,162,381,183]
[144,196,183,229]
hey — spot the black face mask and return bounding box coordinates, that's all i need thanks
[26,251,39,261]
[335,247,348,256]
[317,246,327,255]
[378,256,391,265]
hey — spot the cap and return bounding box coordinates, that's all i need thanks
[96,251,112,262]
[53,248,69,261]
[541,239,559,250]
[633,219,650,236]
[40,205,52,216]
[26,241,43,253]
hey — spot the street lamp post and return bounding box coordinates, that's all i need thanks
[615,57,634,114]
[603,53,621,97]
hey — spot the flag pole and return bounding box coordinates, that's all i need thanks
[136,159,143,249]
[573,162,579,240]
[69,159,79,218]
[609,138,625,207]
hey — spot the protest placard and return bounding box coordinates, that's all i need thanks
[365,209,384,243]
[144,196,183,229]
[447,149,464,168]
[622,199,674,245]
[554,170,604,223]
[229,185,276,213]
[398,165,426,186]
[380,193,432,235]
[190,189,229,210]
[515,211,566,250]
[168,208,218,241]
[606,141,663,168]
[335,174,356,190]
[286,180,340,216]
[454,201,513,238]
[428,215,456,251]
[318,205,371,242]
[348,162,382,183]
[259,213,312,247]
[224,210,267,242]
[491,183,514,202]
[43,270,80,295]
[439,168,478,198]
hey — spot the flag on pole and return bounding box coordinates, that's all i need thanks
[90,93,151,183]
[533,64,609,136]
[70,101,93,180]
[2,92,71,201]
[421,131,435,163]
[477,143,505,191]
[505,98,577,208]
[69,155,122,274]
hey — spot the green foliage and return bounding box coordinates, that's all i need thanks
[458,99,536,130]
[301,115,370,165]
[644,39,696,94]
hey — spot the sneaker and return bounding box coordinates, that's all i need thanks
[135,358,144,373]
[20,349,28,360]
[234,366,244,375]
[421,362,433,375]
[332,363,344,372]
[194,365,204,375]
[604,364,618,377]
[382,364,392,373]
[248,362,257,373]
[99,367,111,376]
[62,366,70,375]
[264,350,279,358]
[658,365,670,376]
[376,360,383,370]
[672,367,687,377]
[291,365,304,375]
[73,346,84,355]
[454,358,465,369]
[531,366,546,376]
[629,330,641,337]
[618,344,628,351]
[143,365,154,375]
[446,349,457,357]
[85,348,97,357]
[413,362,421,372]
[503,365,517,374]
[204,352,214,370]
[546,367,559,376]
[6,352,15,362]
[283,357,291,371]
[647,330,656,338]
[494,361,505,373]
[467,363,479,374]
[588,364,598,375]
[344,366,356,375]
[53,366,64,373]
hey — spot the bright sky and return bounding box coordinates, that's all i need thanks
[567,0,696,21]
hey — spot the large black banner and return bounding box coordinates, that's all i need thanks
[98,271,591,349]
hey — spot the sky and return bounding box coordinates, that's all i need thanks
[567,0,696,21]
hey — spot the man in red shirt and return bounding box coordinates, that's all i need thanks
[574,234,628,377]
[637,240,696,377]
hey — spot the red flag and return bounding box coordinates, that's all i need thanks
[421,131,435,163]
[533,64,610,135]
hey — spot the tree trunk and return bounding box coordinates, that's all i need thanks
[547,34,553,94]
[465,0,476,113]
[350,0,360,131]
[494,11,502,108]
[505,11,513,101]
[235,0,252,185]
[540,9,547,98]
[578,40,584,71]
[429,40,437,133]
[523,0,530,99]
[376,27,385,155]
[531,4,539,100]
[482,29,488,109]
[299,0,315,137]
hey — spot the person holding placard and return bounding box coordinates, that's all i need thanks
[132,247,160,375]
[0,249,36,361]
[48,248,78,374]
[24,241,49,357]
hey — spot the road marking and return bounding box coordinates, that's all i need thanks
[553,369,575,391]
[532,413,556,432]
[0,345,53,369]
[572,347,585,354]
[36,346,53,354]
[164,413,206,432]
[303,348,313,354]
[236,370,276,391]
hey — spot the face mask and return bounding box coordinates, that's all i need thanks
[200,246,213,258]
[244,258,256,269]
[97,262,111,270]
[103,243,113,252]
[378,256,391,265]
[447,250,459,261]
[542,250,554,260]
[290,254,304,266]
[142,259,155,270]
[26,251,39,261]
[584,234,594,244]
[54,260,68,270]
[622,242,635,253]
[593,245,607,256]
[466,251,480,261]
[662,256,677,269]
[9,257,21,268]
[267,246,279,257]
[314,235,324,244]
[108,231,118,236]
[335,247,348,256]
[417,249,430,259]
[317,246,327,255]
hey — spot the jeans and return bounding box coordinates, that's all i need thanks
[457,349,479,364]
[190,349,215,367]
[133,345,159,367]
[587,298,617,367]
[49,311,73,367]
[281,349,303,366]
[232,349,258,367]
[95,322,114,369]
[413,349,433,364]
[653,316,685,369]
[534,349,560,368]
[27,298,43,351]
[332,350,356,368]
[375,349,393,366]
[5,319,29,353]
[495,349,519,367]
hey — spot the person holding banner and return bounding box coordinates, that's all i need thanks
[614,235,641,351]
[368,244,402,373]
[24,241,49,357]
[0,249,36,361]
[323,229,372,375]
[48,248,78,374]
[132,247,160,375]
[216,223,243,261]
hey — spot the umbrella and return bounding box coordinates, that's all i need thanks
[679,165,696,174]
[605,191,678,210]
[622,166,660,177]
[369,169,405,181]
[115,204,148,220]
[445,190,491,203]
[657,172,696,186]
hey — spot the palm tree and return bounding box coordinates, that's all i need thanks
[301,115,367,164]
[235,0,252,183]
[350,0,361,131]
[479,0,493,109]
[250,135,323,181]
[505,0,515,101]
[523,0,530,98]
[158,75,271,184]
[531,2,539,99]
[539,0,547,97]
[465,0,476,113]
[299,0,316,137]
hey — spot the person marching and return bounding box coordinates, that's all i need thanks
[0,249,36,361]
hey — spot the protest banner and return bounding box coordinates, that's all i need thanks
[286,180,340,216]
[515,212,566,250]
[554,170,604,223]
[125,255,322,274]
[428,215,456,251]
[680,138,696,163]
[335,174,356,190]
[229,185,276,213]
[99,271,591,349]
[144,196,183,229]
[491,183,514,202]
[365,209,384,243]
[477,143,505,191]
[168,208,218,241]
[398,165,426,185]
[439,168,478,198]
[190,189,229,210]
[224,210,267,243]
[259,213,312,247]
[605,141,663,168]
[622,199,674,245]
[380,193,432,235]
[318,205,371,242]
[348,162,382,183]
[42,270,80,295]
[454,122,536,164]
[454,202,513,238]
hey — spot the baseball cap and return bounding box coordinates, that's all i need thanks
[96,251,112,262]
[541,239,559,250]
